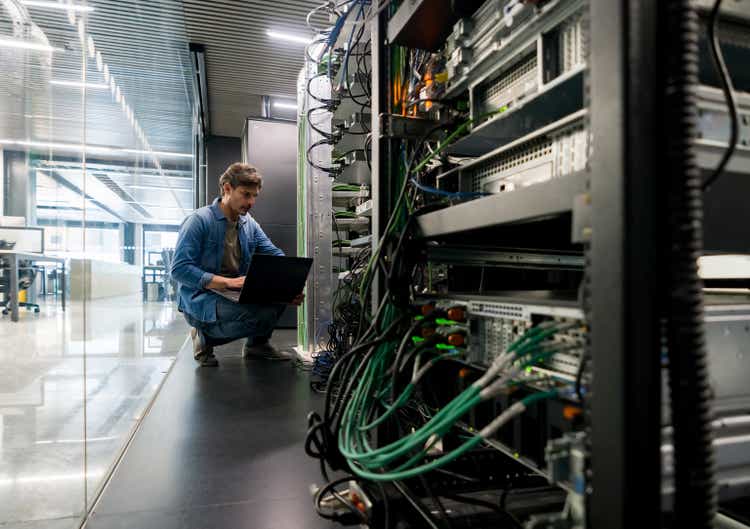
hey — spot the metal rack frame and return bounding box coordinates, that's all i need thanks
[588,1,661,526]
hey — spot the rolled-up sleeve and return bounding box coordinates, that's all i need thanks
[171,214,213,289]
[253,220,285,256]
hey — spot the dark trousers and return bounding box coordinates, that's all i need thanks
[184,295,285,353]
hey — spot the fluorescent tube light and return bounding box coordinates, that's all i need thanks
[266,30,312,45]
[272,100,297,110]
[21,0,94,12]
[0,139,194,159]
[0,37,60,52]
[50,80,108,89]
[124,184,179,191]
[122,149,194,159]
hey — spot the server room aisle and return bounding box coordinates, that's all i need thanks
[84,330,338,529]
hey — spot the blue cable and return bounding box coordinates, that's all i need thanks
[339,0,366,92]
[409,178,488,199]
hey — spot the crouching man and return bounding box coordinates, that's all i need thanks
[171,162,303,367]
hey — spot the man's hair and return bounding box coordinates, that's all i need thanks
[219,163,262,195]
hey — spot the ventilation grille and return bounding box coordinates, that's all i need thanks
[560,12,586,72]
[470,301,527,320]
[470,138,554,193]
[476,53,538,109]
[469,124,589,194]
[94,174,152,218]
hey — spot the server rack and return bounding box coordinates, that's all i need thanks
[367,0,744,527]
[307,1,750,526]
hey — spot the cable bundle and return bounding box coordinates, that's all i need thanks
[339,322,577,481]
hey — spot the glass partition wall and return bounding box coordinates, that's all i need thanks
[0,1,195,527]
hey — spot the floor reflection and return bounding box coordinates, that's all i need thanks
[0,295,189,528]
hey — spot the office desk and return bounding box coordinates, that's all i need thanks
[0,250,66,322]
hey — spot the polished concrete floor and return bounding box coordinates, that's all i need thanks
[0,295,189,529]
[84,330,338,529]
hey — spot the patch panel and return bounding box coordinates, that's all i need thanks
[418,294,585,380]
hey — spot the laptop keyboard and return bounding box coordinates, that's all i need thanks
[212,289,241,302]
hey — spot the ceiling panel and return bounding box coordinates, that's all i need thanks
[1,0,321,224]
[182,0,322,136]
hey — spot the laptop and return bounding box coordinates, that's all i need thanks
[212,255,313,304]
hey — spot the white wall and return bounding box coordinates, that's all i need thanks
[69,259,141,300]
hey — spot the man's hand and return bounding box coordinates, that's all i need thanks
[224,276,245,290]
[207,275,245,291]
[289,293,305,306]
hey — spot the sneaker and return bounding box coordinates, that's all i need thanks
[198,352,219,367]
[242,341,293,361]
[191,327,217,366]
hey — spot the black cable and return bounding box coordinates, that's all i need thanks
[304,310,408,475]
[307,106,336,140]
[392,480,441,529]
[440,493,523,529]
[307,73,337,106]
[313,476,368,524]
[702,0,740,191]
[306,139,337,175]
[364,134,373,170]
[390,320,430,401]
[332,315,411,435]
[324,306,402,424]
[354,121,451,338]
[419,475,455,529]
[376,482,391,529]
[340,21,371,108]
[334,148,366,161]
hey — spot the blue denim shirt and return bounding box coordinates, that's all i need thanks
[171,198,284,323]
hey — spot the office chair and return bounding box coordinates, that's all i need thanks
[0,258,41,315]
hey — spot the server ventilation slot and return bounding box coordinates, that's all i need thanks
[469,124,589,194]
[559,11,586,72]
[475,53,538,116]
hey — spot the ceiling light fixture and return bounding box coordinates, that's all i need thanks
[272,100,297,110]
[50,80,108,89]
[122,149,193,159]
[0,37,60,52]
[266,30,313,45]
[21,0,94,12]
[124,184,179,191]
[0,139,193,159]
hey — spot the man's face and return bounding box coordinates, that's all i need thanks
[223,183,259,216]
